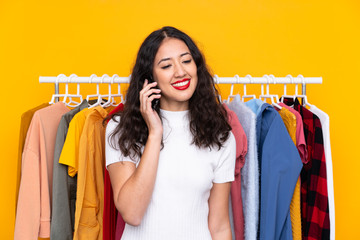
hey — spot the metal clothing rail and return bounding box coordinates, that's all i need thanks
[39,74,323,96]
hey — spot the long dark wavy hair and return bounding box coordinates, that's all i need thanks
[109,26,231,161]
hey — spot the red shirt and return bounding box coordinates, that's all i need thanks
[224,104,248,240]
[103,103,124,240]
[282,98,330,239]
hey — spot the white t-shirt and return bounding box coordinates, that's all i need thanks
[105,109,236,240]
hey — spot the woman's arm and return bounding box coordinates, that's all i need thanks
[208,182,232,240]
[108,80,162,226]
[108,134,161,226]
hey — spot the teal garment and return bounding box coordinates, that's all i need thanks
[51,100,89,240]
[245,100,302,240]
[244,99,264,117]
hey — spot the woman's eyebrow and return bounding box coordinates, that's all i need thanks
[157,52,191,65]
[180,52,190,57]
[158,58,171,65]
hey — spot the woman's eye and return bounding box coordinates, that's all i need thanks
[161,65,171,69]
[183,59,192,64]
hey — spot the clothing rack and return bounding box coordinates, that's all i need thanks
[39,74,323,96]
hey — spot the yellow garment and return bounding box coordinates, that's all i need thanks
[73,106,114,240]
[59,108,92,177]
[277,107,302,240]
[16,103,49,213]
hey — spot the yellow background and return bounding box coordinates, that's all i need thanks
[1,0,359,239]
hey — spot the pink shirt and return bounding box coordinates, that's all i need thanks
[15,102,70,239]
[224,104,248,240]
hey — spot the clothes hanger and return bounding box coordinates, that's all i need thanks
[86,74,105,108]
[100,74,124,107]
[62,74,83,107]
[259,74,282,109]
[269,74,283,107]
[224,75,240,103]
[280,74,297,102]
[49,74,65,105]
[280,74,314,108]
[292,74,314,108]
[241,74,256,102]
[49,74,82,107]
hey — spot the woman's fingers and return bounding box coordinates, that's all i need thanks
[146,93,161,109]
[140,80,158,96]
[142,90,161,113]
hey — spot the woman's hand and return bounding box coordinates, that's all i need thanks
[139,79,162,137]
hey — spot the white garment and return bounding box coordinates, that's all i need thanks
[105,109,236,240]
[228,95,259,240]
[310,105,335,240]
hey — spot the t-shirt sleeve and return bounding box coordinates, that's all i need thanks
[213,132,236,183]
[105,117,139,168]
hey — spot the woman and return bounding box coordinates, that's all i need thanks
[106,26,236,240]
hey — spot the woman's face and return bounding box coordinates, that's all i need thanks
[152,37,198,111]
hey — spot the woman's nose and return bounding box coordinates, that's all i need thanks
[174,62,186,78]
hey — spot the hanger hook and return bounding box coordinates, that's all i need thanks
[112,74,123,102]
[89,74,97,84]
[101,74,109,84]
[68,74,77,96]
[286,74,298,95]
[298,74,305,86]
[269,74,276,84]
[65,74,71,94]
[111,74,118,84]
[214,74,219,84]
[234,74,240,84]
[245,74,252,83]
[56,74,65,85]
[69,74,77,83]
[295,76,299,96]
[262,74,270,95]
[286,74,294,84]
[244,74,252,96]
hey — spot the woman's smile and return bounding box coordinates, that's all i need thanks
[171,78,191,90]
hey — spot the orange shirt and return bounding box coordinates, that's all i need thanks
[73,106,114,240]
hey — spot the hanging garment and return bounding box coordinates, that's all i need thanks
[279,103,308,164]
[245,99,302,240]
[16,102,49,214]
[56,106,95,239]
[51,100,89,240]
[228,95,259,240]
[103,103,124,240]
[282,98,330,240]
[115,211,126,240]
[73,106,114,240]
[276,107,302,240]
[224,104,248,240]
[14,102,70,240]
[309,105,335,240]
[59,107,93,177]
[279,103,309,240]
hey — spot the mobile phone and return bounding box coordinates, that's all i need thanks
[147,76,160,110]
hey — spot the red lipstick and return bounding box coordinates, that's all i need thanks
[171,78,191,90]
